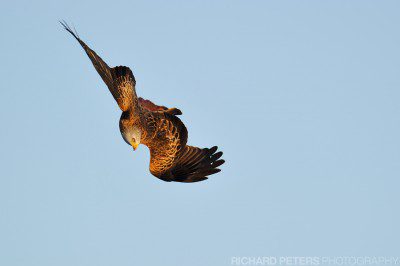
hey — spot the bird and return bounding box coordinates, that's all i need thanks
[60,22,224,183]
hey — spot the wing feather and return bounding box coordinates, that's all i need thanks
[158,145,225,183]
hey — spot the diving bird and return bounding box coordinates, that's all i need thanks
[61,22,224,182]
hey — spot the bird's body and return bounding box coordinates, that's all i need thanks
[61,22,224,182]
[120,106,188,178]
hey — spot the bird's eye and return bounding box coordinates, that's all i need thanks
[132,138,136,143]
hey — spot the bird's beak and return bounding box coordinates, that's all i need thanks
[130,141,139,151]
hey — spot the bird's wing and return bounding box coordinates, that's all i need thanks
[147,113,224,183]
[147,113,188,179]
[161,145,225,183]
[61,21,136,111]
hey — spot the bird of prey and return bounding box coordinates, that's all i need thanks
[61,22,224,183]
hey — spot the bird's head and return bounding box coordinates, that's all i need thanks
[120,123,142,151]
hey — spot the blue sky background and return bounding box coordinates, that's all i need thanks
[0,1,399,265]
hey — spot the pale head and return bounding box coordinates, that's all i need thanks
[121,125,142,150]
[119,112,142,151]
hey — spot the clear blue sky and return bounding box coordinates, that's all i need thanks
[0,1,399,265]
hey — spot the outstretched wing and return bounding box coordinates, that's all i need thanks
[61,21,136,111]
[162,146,225,183]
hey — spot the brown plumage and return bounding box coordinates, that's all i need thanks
[61,22,224,183]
